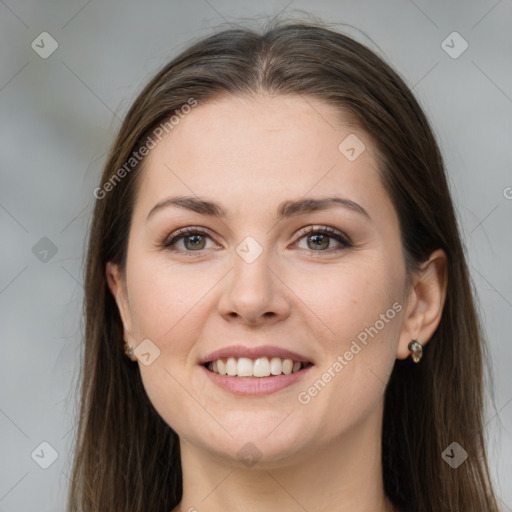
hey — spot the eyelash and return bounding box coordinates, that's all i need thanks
[161,225,353,257]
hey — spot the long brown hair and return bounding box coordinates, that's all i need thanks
[67,19,500,512]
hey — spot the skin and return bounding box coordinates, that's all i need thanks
[106,94,447,512]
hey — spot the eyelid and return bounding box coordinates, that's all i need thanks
[291,225,352,246]
[162,226,218,247]
[162,224,353,254]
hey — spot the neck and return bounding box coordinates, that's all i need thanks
[172,402,397,512]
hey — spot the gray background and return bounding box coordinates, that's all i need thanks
[1,0,511,510]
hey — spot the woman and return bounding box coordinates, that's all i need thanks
[67,20,500,512]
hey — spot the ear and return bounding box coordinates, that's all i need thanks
[396,249,448,359]
[106,262,137,361]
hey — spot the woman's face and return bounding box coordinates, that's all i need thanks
[110,94,412,467]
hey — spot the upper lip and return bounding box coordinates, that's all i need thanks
[199,345,314,365]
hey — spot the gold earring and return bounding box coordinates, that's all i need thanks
[408,340,423,363]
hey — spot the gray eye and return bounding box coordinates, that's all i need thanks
[183,234,207,250]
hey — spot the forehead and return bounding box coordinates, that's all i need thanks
[135,94,390,221]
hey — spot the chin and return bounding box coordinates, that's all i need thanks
[203,437,310,470]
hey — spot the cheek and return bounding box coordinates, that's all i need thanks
[291,256,404,350]
[126,254,218,342]
[290,258,404,422]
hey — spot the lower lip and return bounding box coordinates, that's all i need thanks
[200,364,314,396]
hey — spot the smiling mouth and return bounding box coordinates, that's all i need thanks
[203,356,314,378]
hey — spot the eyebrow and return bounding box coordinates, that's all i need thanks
[146,195,371,222]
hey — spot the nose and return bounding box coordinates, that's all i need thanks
[217,245,291,327]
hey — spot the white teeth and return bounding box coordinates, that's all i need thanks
[206,356,309,377]
[237,357,253,377]
[226,357,237,376]
[270,357,282,375]
[282,359,293,375]
[253,357,271,377]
